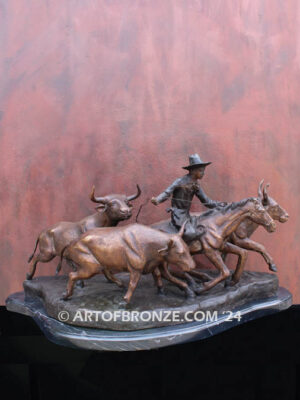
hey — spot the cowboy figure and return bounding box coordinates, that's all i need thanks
[151,154,227,241]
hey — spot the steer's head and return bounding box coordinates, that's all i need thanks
[90,185,141,221]
[258,180,289,223]
[157,222,196,272]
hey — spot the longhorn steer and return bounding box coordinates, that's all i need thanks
[26,185,141,280]
[61,223,196,303]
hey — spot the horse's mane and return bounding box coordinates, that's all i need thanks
[198,197,258,219]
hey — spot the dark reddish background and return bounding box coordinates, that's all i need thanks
[0,0,299,304]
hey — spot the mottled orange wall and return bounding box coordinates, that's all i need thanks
[0,0,299,303]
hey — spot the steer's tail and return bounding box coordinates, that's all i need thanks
[28,238,39,263]
[56,245,69,275]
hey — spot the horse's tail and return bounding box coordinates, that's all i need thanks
[28,238,39,263]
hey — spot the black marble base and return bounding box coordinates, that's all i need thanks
[6,275,292,351]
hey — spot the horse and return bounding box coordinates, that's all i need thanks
[152,197,276,293]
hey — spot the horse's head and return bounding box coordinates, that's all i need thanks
[248,198,276,232]
[258,180,289,223]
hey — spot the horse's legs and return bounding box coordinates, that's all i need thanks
[195,250,230,293]
[232,236,277,272]
[222,242,248,284]
[188,269,211,282]
[160,263,195,298]
[167,268,199,290]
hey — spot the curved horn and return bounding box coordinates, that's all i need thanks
[90,185,107,204]
[263,183,270,203]
[127,184,141,201]
[178,219,188,238]
[258,179,264,199]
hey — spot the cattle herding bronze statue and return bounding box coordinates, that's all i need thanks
[26,185,141,280]
[26,153,288,304]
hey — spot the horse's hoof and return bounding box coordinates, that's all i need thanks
[185,287,196,298]
[157,287,166,296]
[269,264,277,272]
[224,278,231,288]
[187,281,198,291]
[194,287,204,295]
[194,282,210,295]
[26,273,32,280]
[60,294,69,301]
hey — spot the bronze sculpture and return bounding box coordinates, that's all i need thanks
[5,151,291,351]
[26,185,141,280]
[25,154,286,302]
[60,222,196,303]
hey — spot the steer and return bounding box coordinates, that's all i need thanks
[61,223,196,303]
[26,185,141,280]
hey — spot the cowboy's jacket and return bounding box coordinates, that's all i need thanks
[155,174,221,212]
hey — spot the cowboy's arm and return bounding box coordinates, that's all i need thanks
[151,178,181,205]
[195,185,227,209]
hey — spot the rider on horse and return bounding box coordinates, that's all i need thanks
[151,154,227,241]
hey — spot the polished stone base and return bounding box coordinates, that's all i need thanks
[20,271,278,330]
[6,287,292,351]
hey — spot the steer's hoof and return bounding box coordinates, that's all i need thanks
[61,293,70,301]
[269,264,277,272]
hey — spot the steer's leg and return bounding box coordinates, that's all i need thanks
[160,263,195,298]
[152,267,165,294]
[27,253,55,280]
[124,270,141,303]
[63,268,99,300]
[103,268,124,288]
[62,253,101,300]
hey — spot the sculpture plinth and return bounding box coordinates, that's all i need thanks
[6,271,292,351]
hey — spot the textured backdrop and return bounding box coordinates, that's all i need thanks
[0,0,299,303]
